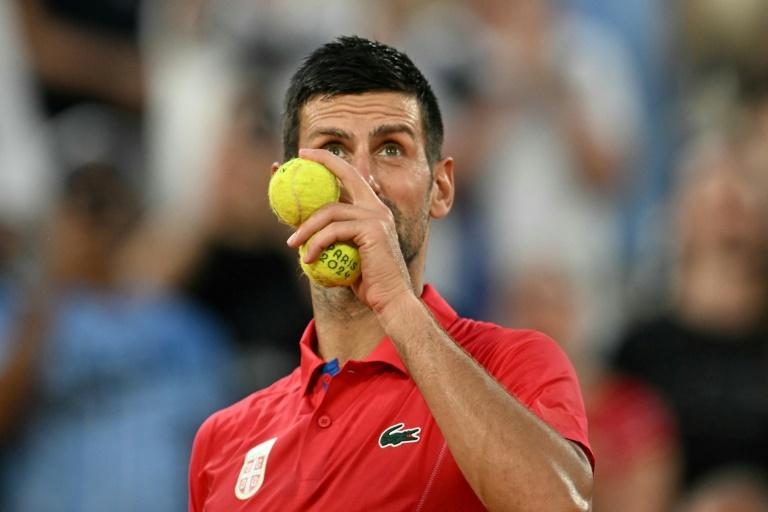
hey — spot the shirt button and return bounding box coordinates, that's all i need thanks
[317,415,332,428]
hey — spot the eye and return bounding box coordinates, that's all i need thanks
[323,143,347,158]
[378,143,402,157]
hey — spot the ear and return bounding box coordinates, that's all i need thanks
[270,161,280,175]
[429,157,455,219]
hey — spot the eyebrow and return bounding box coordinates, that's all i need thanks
[370,123,416,140]
[307,128,353,141]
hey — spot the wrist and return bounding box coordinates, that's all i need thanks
[376,290,424,334]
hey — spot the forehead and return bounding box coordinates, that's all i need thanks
[299,92,423,137]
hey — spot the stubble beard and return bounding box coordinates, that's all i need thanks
[380,195,430,267]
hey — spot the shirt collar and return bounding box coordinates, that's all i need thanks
[299,284,458,395]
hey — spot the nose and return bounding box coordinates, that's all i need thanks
[351,153,372,182]
[350,154,382,194]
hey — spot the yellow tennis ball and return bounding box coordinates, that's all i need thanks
[268,158,340,227]
[299,240,361,287]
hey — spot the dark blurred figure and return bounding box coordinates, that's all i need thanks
[0,163,234,511]
[614,144,768,490]
[14,0,143,114]
[507,263,680,511]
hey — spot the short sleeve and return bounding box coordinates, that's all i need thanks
[484,329,594,468]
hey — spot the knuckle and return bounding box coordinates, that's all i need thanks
[377,218,393,235]
[380,207,395,225]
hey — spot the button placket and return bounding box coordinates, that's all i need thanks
[317,415,332,428]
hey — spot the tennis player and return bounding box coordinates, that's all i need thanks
[189,36,593,511]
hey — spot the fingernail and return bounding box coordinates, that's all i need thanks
[287,233,296,245]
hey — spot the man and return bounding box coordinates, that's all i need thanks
[189,36,593,511]
[0,163,234,511]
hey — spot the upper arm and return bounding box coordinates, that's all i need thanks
[570,440,594,475]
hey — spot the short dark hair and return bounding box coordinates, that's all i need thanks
[282,35,444,166]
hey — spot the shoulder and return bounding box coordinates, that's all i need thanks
[450,318,576,397]
[192,369,302,451]
[450,318,569,374]
[189,369,301,510]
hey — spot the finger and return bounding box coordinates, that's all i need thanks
[286,203,370,248]
[298,148,377,204]
[301,220,366,263]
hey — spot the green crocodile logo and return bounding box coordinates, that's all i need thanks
[378,423,422,448]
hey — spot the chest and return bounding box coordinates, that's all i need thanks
[638,337,768,448]
[201,372,485,511]
[40,300,175,397]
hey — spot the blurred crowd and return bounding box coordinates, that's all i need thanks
[0,0,767,510]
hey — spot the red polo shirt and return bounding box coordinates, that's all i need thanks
[189,285,592,511]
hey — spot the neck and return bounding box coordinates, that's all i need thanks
[678,253,767,333]
[311,252,426,365]
[311,286,383,365]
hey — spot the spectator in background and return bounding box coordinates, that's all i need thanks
[180,85,313,390]
[134,0,361,391]
[566,0,677,268]
[399,0,643,347]
[481,0,641,352]
[506,262,680,512]
[0,163,234,512]
[614,140,768,490]
[123,79,312,392]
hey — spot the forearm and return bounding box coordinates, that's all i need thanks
[0,298,50,440]
[17,0,144,109]
[379,293,592,511]
[559,103,621,190]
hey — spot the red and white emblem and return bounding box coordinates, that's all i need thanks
[234,437,277,500]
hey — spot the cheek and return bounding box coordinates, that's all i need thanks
[380,183,427,218]
[377,169,432,211]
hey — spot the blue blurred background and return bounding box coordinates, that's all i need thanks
[0,0,767,510]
